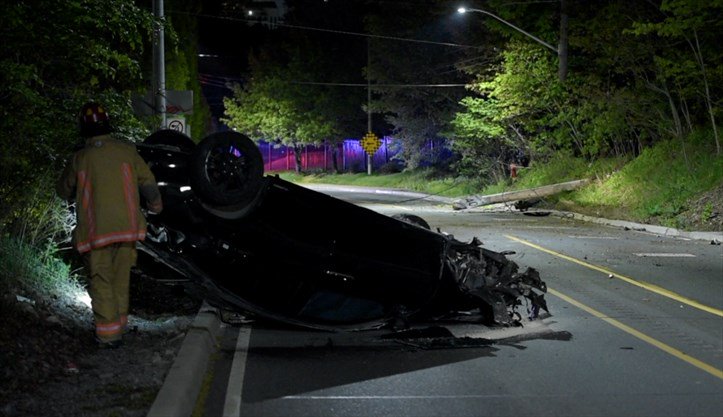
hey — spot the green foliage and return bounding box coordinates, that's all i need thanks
[701,202,714,221]
[0,234,83,299]
[164,0,212,141]
[453,0,722,181]
[549,130,723,225]
[629,0,722,153]
[0,0,155,232]
[222,27,367,172]
[452,42,561,181]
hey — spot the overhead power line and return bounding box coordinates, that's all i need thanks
[167,10,484,50]
[293,81,468,88]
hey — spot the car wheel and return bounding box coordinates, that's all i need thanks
[144,129,196,153]
[391,213,431,230]
[190,131,264,206]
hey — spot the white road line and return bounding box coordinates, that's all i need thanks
[567,235,617,239]
[222,326,252,417]
[282,394,565,399]
[634,253,696,257]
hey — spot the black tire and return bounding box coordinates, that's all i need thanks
[391,213,431,230]
[144,129,196,153]
[190,131,264,206]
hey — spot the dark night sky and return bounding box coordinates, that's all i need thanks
[193,0,470,130]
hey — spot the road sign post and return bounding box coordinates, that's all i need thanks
[360,132,381,175]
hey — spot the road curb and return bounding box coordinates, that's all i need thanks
[147,303,222,417]
[539,209,723,242]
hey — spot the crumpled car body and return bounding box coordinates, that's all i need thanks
[135,130,548,330]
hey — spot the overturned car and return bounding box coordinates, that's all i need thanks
[135,130,548,330]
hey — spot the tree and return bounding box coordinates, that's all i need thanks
[631,0,722,155]
[165,0,213,141]
[222,0,368,173]
[451,0,723,178]
[364,0,469,169]
[222,62,337,173]
[0,0,154,234]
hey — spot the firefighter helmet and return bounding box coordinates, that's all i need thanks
[79,102,111,137]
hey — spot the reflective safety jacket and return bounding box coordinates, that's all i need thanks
[57,135,161,253]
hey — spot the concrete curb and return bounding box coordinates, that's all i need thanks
[147,303,222,417]
[538,209,723,242]
[461,205,723,242]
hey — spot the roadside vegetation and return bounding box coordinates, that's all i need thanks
[0,0,209,296]
[285,130,723,231]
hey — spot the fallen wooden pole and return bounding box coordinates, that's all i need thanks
[453,179,589,210]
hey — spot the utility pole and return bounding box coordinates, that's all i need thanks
[367,37,372,175]
[558,0,569,82]
[152,0,167,129]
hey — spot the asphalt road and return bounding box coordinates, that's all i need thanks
[198,186,723,417]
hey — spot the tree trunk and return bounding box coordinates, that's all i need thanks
[331,143,340,173]
[293,144,303,173]
[690,30,720,155]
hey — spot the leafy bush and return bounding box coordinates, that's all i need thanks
[0,235,83,300]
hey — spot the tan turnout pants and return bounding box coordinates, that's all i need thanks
[84,242,136,342]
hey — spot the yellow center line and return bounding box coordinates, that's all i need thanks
[548,288,723,380]
[505,234,723,318]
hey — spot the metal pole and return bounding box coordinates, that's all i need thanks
[465,8,558,54]
[367,38,372,175]
[153,0,167,129]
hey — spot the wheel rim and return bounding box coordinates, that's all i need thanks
[203,142,254,195]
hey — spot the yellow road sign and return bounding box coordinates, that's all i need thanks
[360,132,382,155]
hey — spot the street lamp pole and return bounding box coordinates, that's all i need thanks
[458,6,567,81]
[458,7,557,53]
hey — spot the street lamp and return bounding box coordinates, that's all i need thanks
[458,5,568,81]
[457,7,557,54]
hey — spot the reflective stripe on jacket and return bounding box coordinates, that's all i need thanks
[57,135,159,253]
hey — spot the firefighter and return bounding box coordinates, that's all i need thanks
[57,102,163,348]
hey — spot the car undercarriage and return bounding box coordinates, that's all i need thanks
[135,130,548,331]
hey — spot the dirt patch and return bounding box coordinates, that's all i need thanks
[1,273,202,417]
[673,184,723,232]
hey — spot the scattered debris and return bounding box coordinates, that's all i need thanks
[381,326,454,339]
[64,361,80,375]
[514,199,542,211]
[15,295,35,305]
[522,211,551,217]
